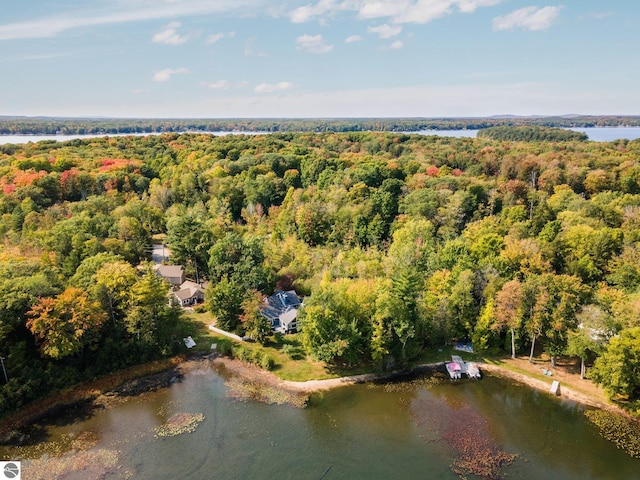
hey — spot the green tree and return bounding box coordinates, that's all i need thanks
[70,252,125,291]
[591,327,640,400]
[126,267,177,347]
[205,276,245,332]
[472,299,495,353]
[299,279,376,365]
[166,211,213,282]
[208,232,267,290]
[94,261,139,323]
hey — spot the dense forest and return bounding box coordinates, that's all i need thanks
[1,130,640,416]
[478,126,589,142]
[1,115,640,135]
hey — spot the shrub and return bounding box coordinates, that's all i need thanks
[281,344,295,358]
[259,352,276,371]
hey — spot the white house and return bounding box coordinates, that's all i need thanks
[260,290,302,335]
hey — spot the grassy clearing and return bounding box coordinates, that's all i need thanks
[182,312,343,381]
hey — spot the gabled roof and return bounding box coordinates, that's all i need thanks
[279,308,298,327]
[260,290,301,322]
[173,280,205,300]
[155,264,185,278]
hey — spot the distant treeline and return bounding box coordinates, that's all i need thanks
[1,115,640,135]
[478,126,589,142]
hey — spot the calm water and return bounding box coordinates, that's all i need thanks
[3,363,638,480]
[415,127,640,142]
[0,131,262,144]
[2,127,640,144]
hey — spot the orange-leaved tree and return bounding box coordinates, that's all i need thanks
[27,287,106,360]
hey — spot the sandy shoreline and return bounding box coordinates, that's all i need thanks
[210,355,626,415]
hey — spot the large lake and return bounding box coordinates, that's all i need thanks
[2,127,640,144]
[2,363,637,480]
[415,127,640,142]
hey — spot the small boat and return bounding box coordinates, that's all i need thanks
[446,362,462,380]
[467,362,481,379]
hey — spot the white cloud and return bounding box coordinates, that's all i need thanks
[586,11,615,20]
[152,67,188,82]
[206,80,231,90]
[152,21,189,45]
[368,24,402,39]
[254,82,295,93]
[357,1,417,21]
[289,0,342,23]
[493,6,561,31]
[206,32,225,44]
[390,40,403,49]
[296,34,333,54]
[456,0,502,14]
[345,35,362,43]
[0,0,259,40]
[288,0,502,25]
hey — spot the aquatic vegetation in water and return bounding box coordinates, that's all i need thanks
[585,410,640,458]
[153,412,205,438]
[382,374,445,393]
[411,396,517,479]
[23,448,121,480]
[225,377,308,408]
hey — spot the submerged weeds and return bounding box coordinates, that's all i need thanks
[154,412,205,438]
[225,377,308,408]
[585,410,640,458]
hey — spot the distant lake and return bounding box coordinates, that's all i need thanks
[415,127,640,142]
[2,127,640,144]
[568,127,640,142]
[0,131,263,145]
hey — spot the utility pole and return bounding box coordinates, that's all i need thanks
[0,357,8,384]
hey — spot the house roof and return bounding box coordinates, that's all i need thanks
[279,308,298,326]
[155,264,185,278]
[260,290,301,323]
[173,280,205,300]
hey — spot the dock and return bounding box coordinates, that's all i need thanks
[446,355,481,380]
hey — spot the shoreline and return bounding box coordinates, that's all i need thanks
[0,352,631,439]
[212,355,629,416]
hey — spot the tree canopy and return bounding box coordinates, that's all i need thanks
[2,128,640,413]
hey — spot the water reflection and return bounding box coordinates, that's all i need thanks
[1,364,638,480]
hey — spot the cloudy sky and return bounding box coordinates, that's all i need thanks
[0,0,637,118]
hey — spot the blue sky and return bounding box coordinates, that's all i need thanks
[0,0,638,118]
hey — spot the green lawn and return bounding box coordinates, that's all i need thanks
[178,312,553,385]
